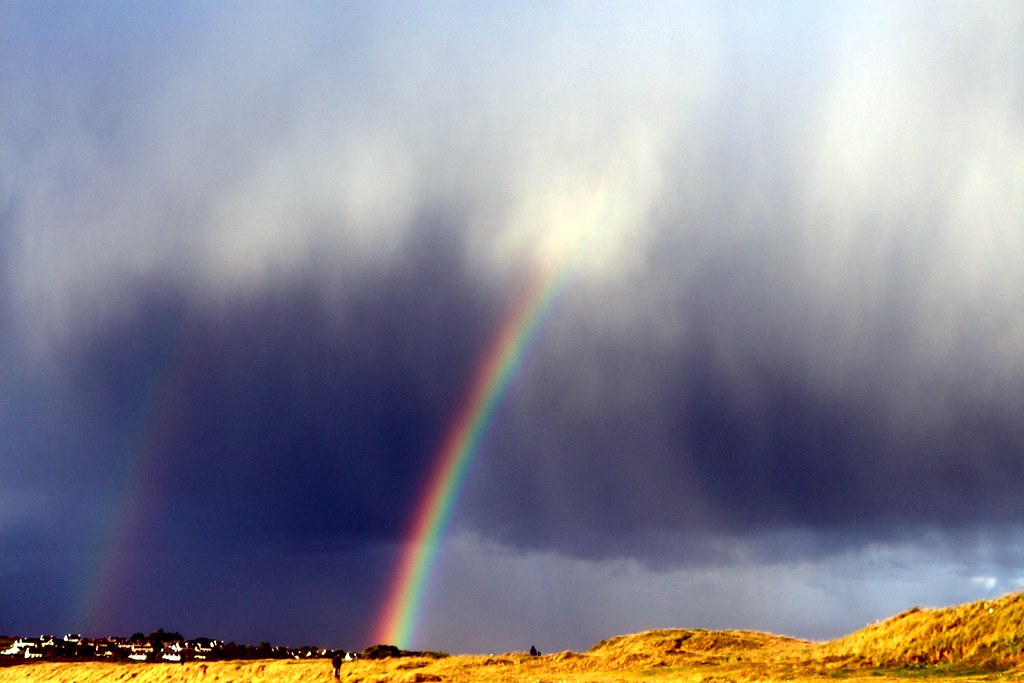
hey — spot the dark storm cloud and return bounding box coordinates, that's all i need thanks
[447,1,1024,568]
[54,228,499,551]
[1,223,502,642]
[452,1,1024,560]
[464,248,1024,563]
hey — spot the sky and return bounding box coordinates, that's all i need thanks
[2,0,1024,654]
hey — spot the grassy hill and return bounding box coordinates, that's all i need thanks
[3,593,1023,682]
[585,628,812,672]
[818,590,1024,670]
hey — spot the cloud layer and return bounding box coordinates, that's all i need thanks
[2,0,1023,652]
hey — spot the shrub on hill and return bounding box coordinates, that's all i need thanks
[362,644,403,659]
[360,644,449,660]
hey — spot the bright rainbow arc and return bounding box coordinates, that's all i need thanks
[373,261,577,648]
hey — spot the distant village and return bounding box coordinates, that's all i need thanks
[0,630,353,664]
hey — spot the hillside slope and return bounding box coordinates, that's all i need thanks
[819,591,1024,669]
[587,627,811,669]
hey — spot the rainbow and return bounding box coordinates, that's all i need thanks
[373,261,577,648]
[77,332,194,632]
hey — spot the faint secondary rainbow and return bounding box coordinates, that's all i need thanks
[77,328,194,632]
[373,260,577,648]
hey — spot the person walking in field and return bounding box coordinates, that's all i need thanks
[331,653,342,678]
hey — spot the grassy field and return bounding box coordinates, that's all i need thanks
[4,593,1023,682]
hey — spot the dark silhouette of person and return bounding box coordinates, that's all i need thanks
[331,653,342,678]
[530,645,539,656]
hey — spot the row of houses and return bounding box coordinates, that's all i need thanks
[0,633,255,662]
[1,632,353,664]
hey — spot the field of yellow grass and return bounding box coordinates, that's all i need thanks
[4,593,1023,682]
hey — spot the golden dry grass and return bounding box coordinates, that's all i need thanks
[0,645,1017,683]
[4,593,1023,682]
[818,591,1024,670]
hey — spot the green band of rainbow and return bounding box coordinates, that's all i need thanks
[372,262,576,648]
